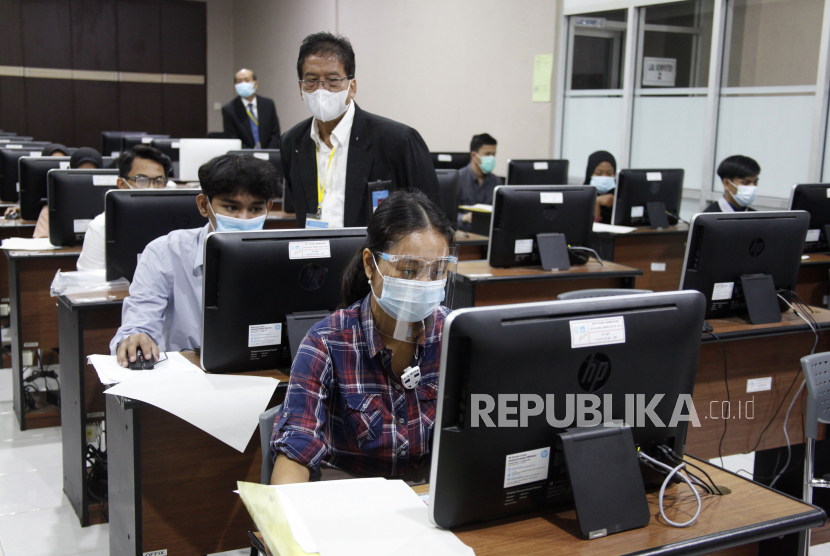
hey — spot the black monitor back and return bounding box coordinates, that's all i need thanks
[429,290,706,529]
[789,183,830,252]
[20,156,115,220]
[431,152,470,170]
[47,169,119,246]
[1,148,53,202]
[122,134,169,152]
[506,159,569,185]
[435,169,460,227]
[201,228,367,373]
[488,185,596,268]
[105,189,208,281]
[101,131,146,156]
[0,136,33,142]
[613,169,684,226]
[679,211,809,319]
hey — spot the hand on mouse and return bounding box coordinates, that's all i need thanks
[4,207,19,219]
[117,333,160,368]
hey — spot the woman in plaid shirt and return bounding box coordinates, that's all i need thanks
[271,190,458,484]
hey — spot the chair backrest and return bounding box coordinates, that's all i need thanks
[259,404,283,484]
[800,353,830,439]
[557,288,653,301]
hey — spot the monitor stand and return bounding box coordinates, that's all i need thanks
[646,202,670,229]
[740,274,782,325]
[536,233,570,271]
[824,224,830,250]
[555,423,651,539]
[286,311,332,361]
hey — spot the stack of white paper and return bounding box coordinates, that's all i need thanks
[88,351,204,385]
[0,237,58,250]
[592,222,637,234]
[458,203,492,213]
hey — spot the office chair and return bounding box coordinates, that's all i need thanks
[251,404,282,555]
[797,353,830,555]
[557,288,652,300]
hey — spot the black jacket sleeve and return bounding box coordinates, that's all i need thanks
[221,103,240,141]
[265,99,281,149]
[393,127,440,205]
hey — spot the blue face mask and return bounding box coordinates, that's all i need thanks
[728,180,758,207]
[208,203,267,232]
[235,82,255,98]
[590,175,616,194]
[477,155,496,174]
[370,258,446,323]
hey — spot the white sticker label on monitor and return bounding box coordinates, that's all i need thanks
[253,152,269,161]
[647,172,662,181]
[504,446,550,488]
[59,161,70,169]
[248,323,282,348]
[288,240,331,259]
[171,142,180,149]
[110,151,120,157]
[650,262,666,272]
[631,206,644,218]
[533,161,549,170]
[712,282,734,301]
[5,145,21,149]
[15,182,19,192]
[29,151,41,157]
[73,219,91,233]
[514,239,534,254]
[570,316,626,348]
[807,229,821,242]
[747,377,772,393]
[540,192,563,204]
[92,175,118,186]
[437,154,452,162]
[141,136,154,144]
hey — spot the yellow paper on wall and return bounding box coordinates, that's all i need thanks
[533,53,554,103]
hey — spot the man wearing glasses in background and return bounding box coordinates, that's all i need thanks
[281,32,440,229]
[76,145,171,271]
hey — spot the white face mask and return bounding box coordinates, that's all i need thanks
[303,81,352,122]
[728,180,758,207]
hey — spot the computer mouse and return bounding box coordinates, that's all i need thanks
[4,211,19,220]
[129,347,155,370]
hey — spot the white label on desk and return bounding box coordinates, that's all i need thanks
[540,192,563,204]
[533,161,549,170]
[253,152,269,161]
[570,316,626,348]
[87,411,104,419]
[141,136,154,144]
[712,282,734,301]
[92,175,118,186]
[514,239,534,254]
[171,142,180,149]
[288,240,331,259]
[29,151,41,157]
[143,550,168,556]
[651,262,666,272]
[747,377,772,393]
[59,161,70,169]
[807,229,821,242]
[504,446,550,488]
[73,219,91,233]
[647,172,662,181]
[437,154,452,162]
[248,323,282,348]
[631,206,644,218]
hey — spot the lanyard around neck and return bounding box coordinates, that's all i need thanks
[315,144,336,211]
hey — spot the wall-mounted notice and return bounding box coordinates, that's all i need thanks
[642,57,676,87]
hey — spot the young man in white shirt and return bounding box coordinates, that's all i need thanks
[704,155,761,213]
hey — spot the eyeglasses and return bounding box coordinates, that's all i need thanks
[124,175,166,188]
[299,76,353,92]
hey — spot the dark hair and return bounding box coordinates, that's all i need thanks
[717,155,761,181]
[341,190,455,307]
[470,133,497,153]
[583,150,617,185]
[297,32,355,79]
[117,145,172,178]
[41,143,67,156]
[234,68,257,83]
[69,147,103,169]
[197,154,279,201]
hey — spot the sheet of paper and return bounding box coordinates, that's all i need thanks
[238,481,320,556]
[272,478,475,556]
[592,222,637,234]
[458,203,492,213]
[88,351,203,385]
[533,53,554,102]
[104,370,279,452]
[0,238,58,250]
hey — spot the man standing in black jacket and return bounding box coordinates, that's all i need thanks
[222,68,281,149]
[281,32,440,228]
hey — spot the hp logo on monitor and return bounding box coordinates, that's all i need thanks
[749,238,765,257]
[578,353,611,393]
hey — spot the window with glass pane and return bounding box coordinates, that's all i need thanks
[570,10,627,91]
[641,1,713,88]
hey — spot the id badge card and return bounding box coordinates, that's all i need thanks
[371,189,389,212]
[305,214,329,229]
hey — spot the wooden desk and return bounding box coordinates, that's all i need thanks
[107,355,290,556]
[0,218,36,299]
[264,210,297,230]
[454,231,488,261]
[58,287,128,526]
[7,246,81,430]
[590,224,688,292]
[453,260,642,308]
[797,253,830,307]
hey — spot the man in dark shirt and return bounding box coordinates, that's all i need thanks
[704,155,760,213]
[457,133,503,231]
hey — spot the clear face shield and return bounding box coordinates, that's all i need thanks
[369,240,459,343]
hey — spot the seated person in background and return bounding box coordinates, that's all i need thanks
[110,154,278,367]
[457,133,503,231]
[584,150,617,223]
[33,147,103,238]
[271,190,456,485]
[5,143,70,219]
[704,155,760,213]
[76,145,171,271]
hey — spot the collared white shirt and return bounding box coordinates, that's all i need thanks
[76,212,106,271]
[717,196,736,212]
[309,100,356,228]
[245,95,258,120]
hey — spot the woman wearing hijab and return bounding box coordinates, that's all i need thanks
[584,151,617,223]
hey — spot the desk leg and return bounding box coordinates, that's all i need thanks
[9,257,23,429]
[59,304,86,524]
[108,395,141,556]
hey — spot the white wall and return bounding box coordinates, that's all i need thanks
[192,0,235,133]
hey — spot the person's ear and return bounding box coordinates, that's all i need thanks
[347,79,357,103]
[722,177,734,193]
[266,199,274,211]
[362,248,374,280]
[116,178,130,190]
[299,81,304,100]
[253,80,258,93]
[197,194,211,218]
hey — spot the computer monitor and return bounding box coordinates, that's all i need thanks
[0,148,54,202]
[430,152,470,170]
[105,189,208,282]
[19,156,116,220]
[506,159,569,185]
[789,183,830,252]
[101,131,146,157]
[612,169,684,228]
[122,134,169,152]
[200,228,367,373]
[47,169,120,246]
[0,136,33,142]
[428,290,706,530]
[151,138,181,162]
[679,211,809,321]
[178,138,242,181]
[488,185,596,268]
[435,169,460,227]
